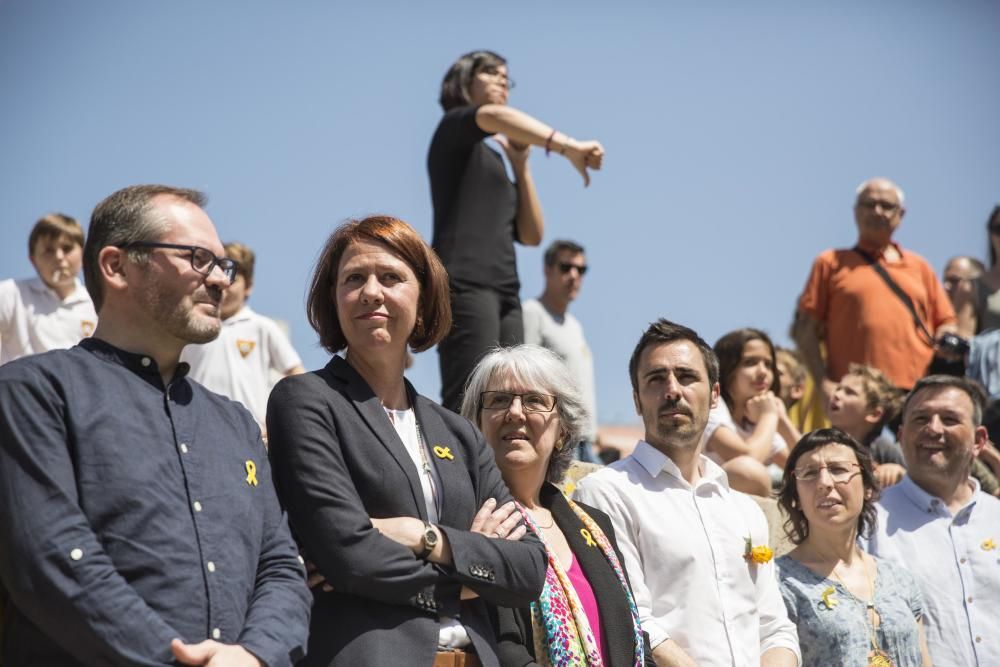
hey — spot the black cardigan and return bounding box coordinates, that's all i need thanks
[490,483,656,667]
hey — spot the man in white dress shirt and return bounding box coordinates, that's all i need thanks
[864,374,1000,666]
[182,242,303,431]
[574,318,800,667]
[0,214,97,365]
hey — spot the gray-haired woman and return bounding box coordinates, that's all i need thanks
[461,345,653,667]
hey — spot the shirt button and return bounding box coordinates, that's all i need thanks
[967,596,974,603]
[141,357,151,367]
[212,628,221,640]
[70,548,83,561]
[976,636,982,643]
[193,501,203,512]
[207,561,216,573]
[960,558,967,564]
[179,443,189,454]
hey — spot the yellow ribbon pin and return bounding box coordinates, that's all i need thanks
[983,538,997,551]
[245,460,258,486]
[580,529,597,547]
[433,446,454,460]
[820,586,839,610]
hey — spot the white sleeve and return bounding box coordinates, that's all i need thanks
[573,475,671,648]
[521,301,543,346]
[262,318,302,374]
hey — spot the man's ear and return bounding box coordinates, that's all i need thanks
[973,425,989,458]
[710,382,721,410]
[632,390,641,416]
[790,384,806,403]
[97,246,131,294]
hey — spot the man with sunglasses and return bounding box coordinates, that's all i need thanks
[793,178,956,399]
[864,375,1000,666]
[523,239,600,462]
[0,185,310,666]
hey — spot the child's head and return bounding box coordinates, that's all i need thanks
[775,347,807,408]
[219,241,255,320]
[829,363,902,444]
[28,213,85,291]
[714,328,780,411]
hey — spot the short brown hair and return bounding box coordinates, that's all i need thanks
[903,374,987,427]
[778,428,880,545]
[224,242,256,288]
[307,215,452,354]
[29,213,84,256]
[629,319,719,393]
[85,184,206,311]
[775,347,807,387]
[843,363,904,443]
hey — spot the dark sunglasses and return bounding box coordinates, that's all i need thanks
[557,262,588,276]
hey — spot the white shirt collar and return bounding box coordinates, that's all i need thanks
[27,276,90,305]
[631,440,730,491]
[224,305,255,325]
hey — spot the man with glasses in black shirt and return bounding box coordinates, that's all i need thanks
[0,184,310,666]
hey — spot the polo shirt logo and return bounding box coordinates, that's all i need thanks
[236,340,256,358]
[81,320,95,337]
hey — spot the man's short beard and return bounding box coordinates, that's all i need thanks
[140,278,221,344]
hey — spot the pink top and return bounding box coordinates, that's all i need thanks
[566,554,610,666]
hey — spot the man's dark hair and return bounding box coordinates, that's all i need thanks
[902,374,988,427]
[628,318,719,393]
[543,239,585,267]
[439,50,507,111]
[84,184,206,311]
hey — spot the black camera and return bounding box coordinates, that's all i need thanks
[937,332,971,356]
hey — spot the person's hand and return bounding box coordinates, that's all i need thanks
[305,560,333,592]
[171,639,262,667]
[468,498,527,541]
[873,463,906,488]
[563,139,604,187]
[770,392,790,418]
[494,134,530,169]
[745,392,779,422]
[370,516,424,554]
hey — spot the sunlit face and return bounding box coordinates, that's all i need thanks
[132,196,227,344]
[854,180,904,246]
[543,250,586,303]
[828,374,878,436]
[469,64,510,106]
[942,257,980,302]
[633,340,719,451]
[220,273,250,320]
[334,239,419,355]
[728,339,775,408]
[793,443,868,534]
[899,386,987,488]
[478,374,563,479]
[30,233,83,291]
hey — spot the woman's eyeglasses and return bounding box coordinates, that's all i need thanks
[480,391,556,413]
[793,462,861,484]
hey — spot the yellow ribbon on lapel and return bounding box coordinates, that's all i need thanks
[433,446,454,460]
[245,460,258,486]
[580,528,597,547]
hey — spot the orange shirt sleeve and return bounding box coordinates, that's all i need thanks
[797,251,833,323]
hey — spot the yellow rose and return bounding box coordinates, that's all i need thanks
[749,545,773,564]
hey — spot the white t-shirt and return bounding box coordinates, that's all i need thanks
[0,277,97,365]
[181,305,302,426]
[522,298,598,441]
[702,400,786,465]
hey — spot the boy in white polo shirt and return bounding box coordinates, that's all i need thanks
[0,213,97,365]
[181,242,304,432]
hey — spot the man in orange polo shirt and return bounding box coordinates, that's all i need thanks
[793,178,956,399]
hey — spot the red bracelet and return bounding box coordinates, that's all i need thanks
[544,130,556,157]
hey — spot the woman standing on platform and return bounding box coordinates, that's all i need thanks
[429,50,605,412]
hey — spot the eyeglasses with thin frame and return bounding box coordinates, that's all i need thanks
[793,461,862,484]
[857,199,900,214]
[480,391,556,413]
[557,262,588,276]
[118,242,239,285]
[477,67,516,90]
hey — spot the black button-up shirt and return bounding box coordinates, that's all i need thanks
[0,338,310,666]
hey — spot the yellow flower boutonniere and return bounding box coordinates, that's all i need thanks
[982,537,997,551]
[820,586,839,610]
[743,537,773,564]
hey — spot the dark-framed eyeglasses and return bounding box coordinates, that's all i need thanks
[558,262,588,276]
[118,241,239,284]
[792,462,861,484]
[480,391,557,413]
[476,67,516,90]
[857,199,900,214]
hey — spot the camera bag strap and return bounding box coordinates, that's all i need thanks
[853,246,936,348]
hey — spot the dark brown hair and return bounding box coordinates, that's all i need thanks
[439,50,507,111]
[713,328,780,411]
[778,428,879,545]
[224,241,256,288]
[543,239,585,266]
[306,215,452,353]
[628,319,719,393]
[28,213,84,256]
[902,374,987,427]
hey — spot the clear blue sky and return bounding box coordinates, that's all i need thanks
[2,1,998,424]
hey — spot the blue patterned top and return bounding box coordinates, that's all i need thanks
[777,554,924,666]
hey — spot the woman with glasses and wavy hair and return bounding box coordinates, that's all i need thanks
[776,429,931,666]
[430,49,605,413]
[461,345,653,667]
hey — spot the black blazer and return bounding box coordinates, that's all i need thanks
[266,356,547,667]
[492,484,656,667]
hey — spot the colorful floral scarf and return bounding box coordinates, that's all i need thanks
[517,497,644,667]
